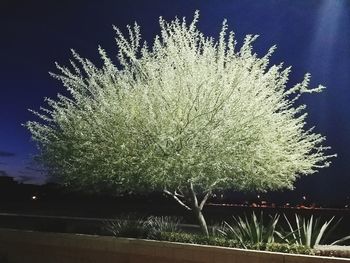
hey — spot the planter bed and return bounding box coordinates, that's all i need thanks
[0,228,350,263]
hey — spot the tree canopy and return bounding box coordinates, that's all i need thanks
[26,12,335,234]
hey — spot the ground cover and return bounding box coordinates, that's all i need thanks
[103,213,350,257]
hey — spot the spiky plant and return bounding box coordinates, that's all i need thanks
[280,214,350,248]
[144,216,182,239]
[103,215,147,238]
[218,212,281,248]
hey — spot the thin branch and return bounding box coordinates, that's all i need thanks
[199,180,224,210]
[177,188,186,197]
[174,189,184,198]
[199,190,211,210]
[164,189,191,211]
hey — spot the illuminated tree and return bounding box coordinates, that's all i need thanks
[26,11,335,236]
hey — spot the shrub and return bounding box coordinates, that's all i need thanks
[158,232,195,243]
[102,214,323,256]
[314,245,350,258]
[158,231,243,248]
[103,215,148,238]
[104,215,182,239]
[280,214,350,248]
[144,216,182,239]
[157,231,313,255]
[218,212,281,248]
[265,243,314,255]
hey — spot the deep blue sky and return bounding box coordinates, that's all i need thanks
[1,0,349,202]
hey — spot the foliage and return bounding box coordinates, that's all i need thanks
[27,11,334,194]
[104,215,181,239]
[280,214,350,248]
[218,212,281,248]
[210,223,225,237]
[26,11,335,235]
[158,232,312,254]
[159,231,247,248]
[102,214,316,255]
[265,242,314,255]
[103,215,148,238]
[143,216,182,239]
[158,232,196,244]
[315,245,350,258]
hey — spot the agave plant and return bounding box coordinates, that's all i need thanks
[280,214,350,248]
[218,212,281,248]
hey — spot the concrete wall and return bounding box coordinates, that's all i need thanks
[0,228,349,263]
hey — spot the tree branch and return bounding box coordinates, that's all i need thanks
[174,189,184,198]
[164,189,191,211]
[198,180,224,210]
[199,190,211,210]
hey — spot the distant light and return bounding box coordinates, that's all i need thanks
[257,195,260,199]
[32,195,37,200]
[302,196,306,200]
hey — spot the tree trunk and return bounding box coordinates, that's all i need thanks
[164,182,211,236]
[188,182,209,236]
[193,206,209,236]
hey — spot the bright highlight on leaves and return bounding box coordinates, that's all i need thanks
[26,11,335,235]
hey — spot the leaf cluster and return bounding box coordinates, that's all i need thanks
[26,11,335,194]
[217,212,280,248]
[280,214,350,248]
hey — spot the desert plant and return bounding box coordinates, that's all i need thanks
[218,212,281,248]
[144,216,182,238]
[158,231,243,248]
[26,10,335,236]
[103,215,148,238]
[280,214,350,248]
[158,231,313,254]
[265,242,314,255]
[314,245,350,258]
[158,232,196,244]
[210,223,225,237]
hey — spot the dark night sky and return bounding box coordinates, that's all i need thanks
[0,0,349,203]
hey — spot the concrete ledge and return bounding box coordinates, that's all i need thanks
[0,228,349,263]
